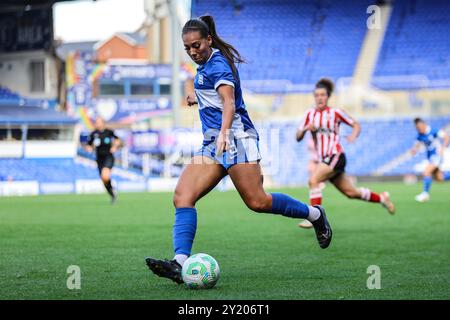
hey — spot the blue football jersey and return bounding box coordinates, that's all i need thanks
[417,126,444,158]
[194,49,257,143]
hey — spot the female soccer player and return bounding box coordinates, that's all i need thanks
[145,16,332,284]
[296,79,395,229]
[85,117,121,203]
[410,118,450,202]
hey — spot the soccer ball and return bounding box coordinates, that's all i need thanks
[181,253,220,289]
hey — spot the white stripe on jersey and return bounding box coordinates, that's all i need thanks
[195,89,223,110]
[300,106,354,161]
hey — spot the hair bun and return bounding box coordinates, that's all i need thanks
[315,78,334,96]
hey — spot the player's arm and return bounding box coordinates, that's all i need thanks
[296,112,313,142]
[337,109,360,143]
[186,94,198,106]
[217,84,236,154]
[410,141,421,156]
[346,119,361,143]
[438,130,449,155]
[296,128,306,142]
[110,132,122,153]
[84,133,94,153]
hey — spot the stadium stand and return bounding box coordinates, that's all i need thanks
[0,158,144,183]
[373,0,450,89]
[0,86,20,100]
[192,0,373,92]
[0,86,58,108]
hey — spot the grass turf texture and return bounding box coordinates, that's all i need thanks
[0,182,449,300]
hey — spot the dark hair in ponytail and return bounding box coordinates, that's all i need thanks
[182,15,245,79]
[315,78,334,97]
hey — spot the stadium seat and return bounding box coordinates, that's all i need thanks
[373,0,450,89]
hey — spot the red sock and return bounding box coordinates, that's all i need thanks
[309,188,322,206]
[369,192,381,203]
[360,188,381,203]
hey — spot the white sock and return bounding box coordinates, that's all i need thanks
[174,254,188,266]
[306,206,321,222]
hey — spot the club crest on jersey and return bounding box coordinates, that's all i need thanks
[198,74,204,85]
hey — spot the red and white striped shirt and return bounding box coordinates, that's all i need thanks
[300,106,354,161]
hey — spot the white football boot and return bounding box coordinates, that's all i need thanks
[414,192,430,202]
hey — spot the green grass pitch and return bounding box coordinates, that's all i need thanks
[0,182,449,300]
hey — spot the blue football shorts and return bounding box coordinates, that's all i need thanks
[194,135,262,170]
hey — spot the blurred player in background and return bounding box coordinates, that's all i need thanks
[145,15,333,284]
[85,117,121,203]
[299,136,326,228]
[296,78,395,229]
[307,136,326,190]
[410,118,450,202]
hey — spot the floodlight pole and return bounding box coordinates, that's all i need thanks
[169,0,181,128]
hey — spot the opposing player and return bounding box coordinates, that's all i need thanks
[410,118,450,202]
[145,16,332,284]
[296,79,395,229]
[85,117,121,203]
[298,136,326,228]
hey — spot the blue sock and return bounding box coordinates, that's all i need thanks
[173,207,197,256]
[270,193,309,219]
[423,176,432,193]
[444,172,450,181]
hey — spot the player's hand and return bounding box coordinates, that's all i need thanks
[85,145,94,153]
[307,123,317,132]
[216,130,230,155]
[110,146,117,154]
[186,94,198,107]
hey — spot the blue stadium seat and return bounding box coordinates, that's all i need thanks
[0,158,145,183]
[192,0,372,92]
[373,0,450,89]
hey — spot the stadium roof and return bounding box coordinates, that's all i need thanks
[56,30,146,59]
[0,106,77,126]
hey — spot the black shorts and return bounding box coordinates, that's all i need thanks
[322,153,346,182]
[96,154,115,174]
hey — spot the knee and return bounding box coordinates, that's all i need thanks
[309,177,319,188]
[173,188,196,208]
[245,196,270,213]
[423,168,434,177]
[345,190,360,199]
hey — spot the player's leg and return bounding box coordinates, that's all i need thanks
[96,157,114,201]
[298,163,336,228]
[100,167,115,199]
[145,156,227,283]
[434,168,450,182]
[227,163,332,249]
[100,155,116,202]
[331,173,395,214]
[416,163,437,202]
[171,156,227,264]
[308,160,326,191]
[308,163,335,205]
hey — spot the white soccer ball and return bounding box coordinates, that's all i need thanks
[181,253,220,289]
